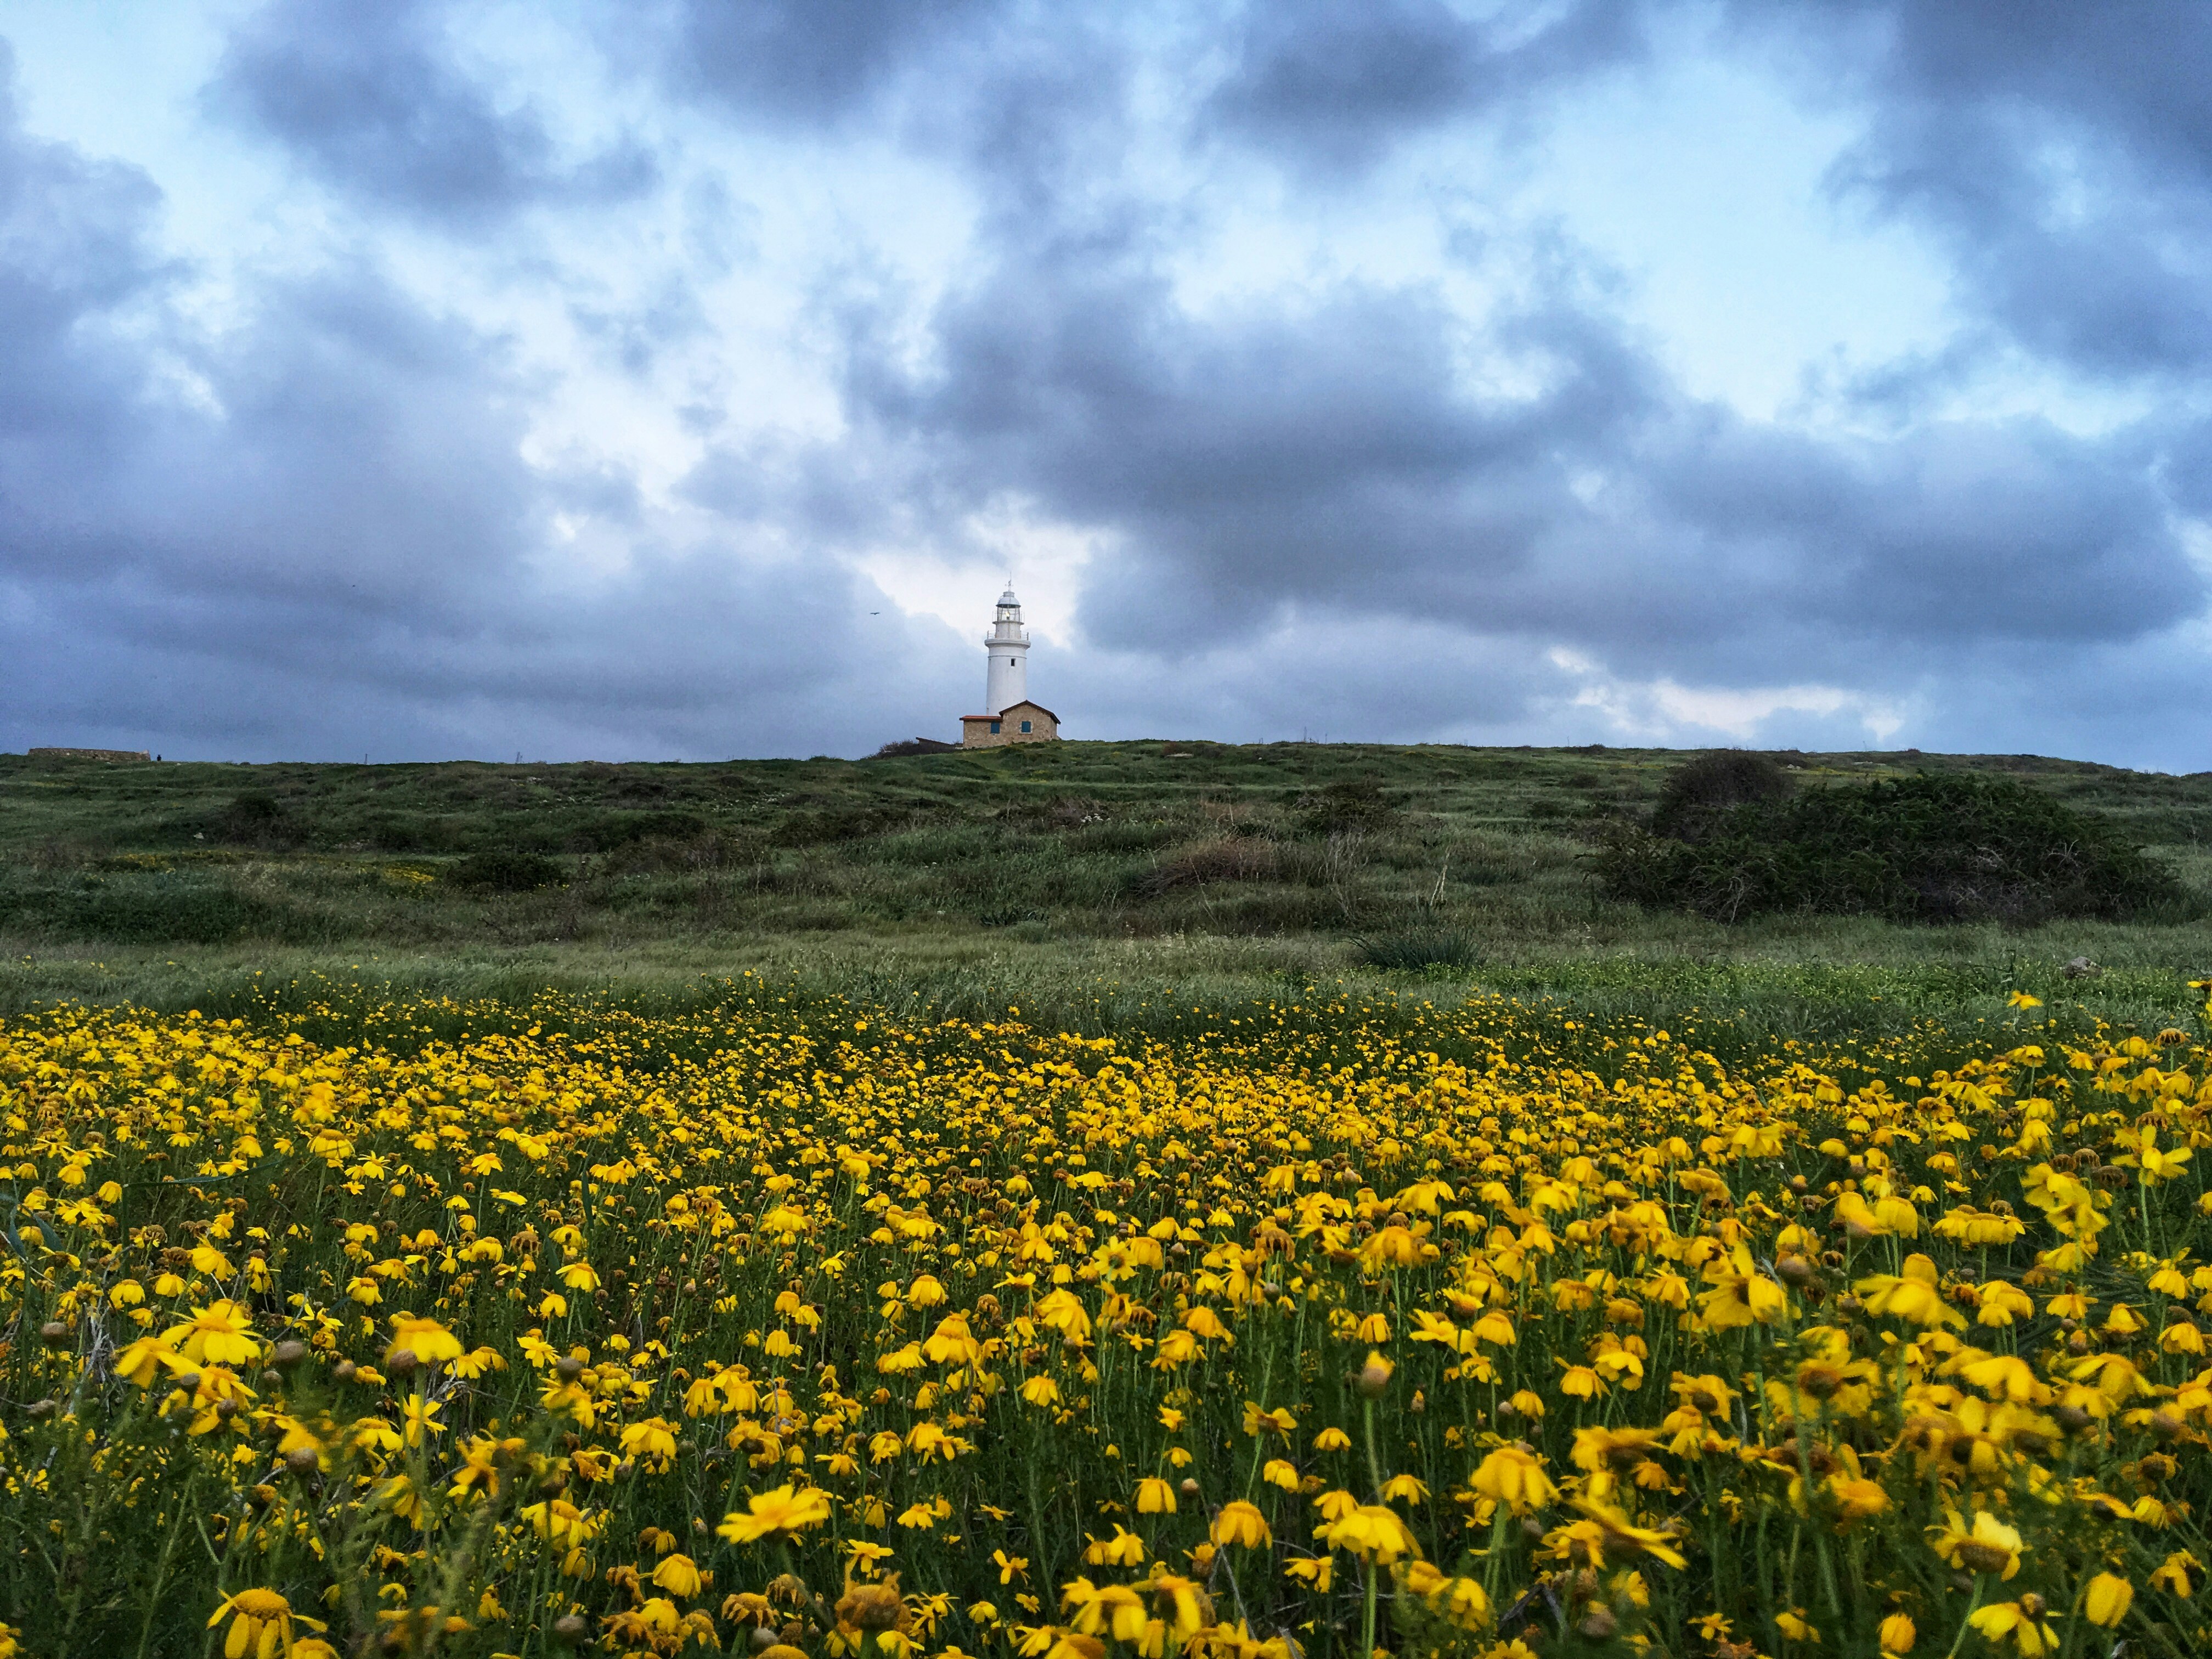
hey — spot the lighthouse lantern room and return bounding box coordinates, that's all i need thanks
[984,585,1029,714]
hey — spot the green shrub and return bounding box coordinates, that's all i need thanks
[1301,778,1395,833]
[1354,930,1480,970]
[0,874,292,942]
[1650,749,1791,838]
[452,849,565,891]
[572,810,709,852]
[210,789,307,849]
[1599,772,2190,924]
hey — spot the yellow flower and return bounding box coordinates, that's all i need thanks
[2083,1573,2132,1627]
[650,1554,704,1599]
[1959,1353,2047,1404]
[207,1588,325,1659]
[1061,1577,1147,1644]
[1402,1560,1491,1630]
[1312,1426,1352,1452]
[2149,1550,2198,1596]
[1470,1445,1557,1515]
[2125,1127,2192,1184]
[718,1485,832,1543]
[620,1416,679,1468]
[1146,1573,1211,1640]
[1929,1510,2024,1580]
[168,1300,261,1367]
[521,1498,600,1545]
[115,1334,183,1389]
[1967,1599,2056,1656]
[1135,1477,1177,1515]
[1827,1477,1889,1523]
[385,1314,463,1367]
[1877,1611,1916,1655]
[1084,1527,1145,1567]
[1564,1500,1687,1570]
[1283,1557,1334,1593]
[1857,1255,1965,1329]
[1322,1504,1419,1564]
[1211,1501,1271,1549]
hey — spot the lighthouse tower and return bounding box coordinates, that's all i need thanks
[983,584,1029,715]
[961,584,1059,747]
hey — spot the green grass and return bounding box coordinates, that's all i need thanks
[3,740,2208,1043]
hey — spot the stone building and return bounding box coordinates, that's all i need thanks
[961,700,1059,747]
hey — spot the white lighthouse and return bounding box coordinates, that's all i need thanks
[960,584,1060,748]
[983,584,1029,714]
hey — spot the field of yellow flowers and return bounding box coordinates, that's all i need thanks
[3,979,2210,1659]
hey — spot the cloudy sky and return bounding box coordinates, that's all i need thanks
[3,1,2208,766]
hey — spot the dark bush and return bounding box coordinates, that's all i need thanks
[1301,778,1395,833]
[1354,931,1480,970]
[1650,751,1791,838]
[572,810,708,852]
[364,813,460,853]
[1133,837,1282,896]
[866,737,959,758]
[0,876,292,943]
[452,849,565,891]
[211,791,307,849]
[605,832,748,875]
[772,806,894,847]
[1600,772,2189,924]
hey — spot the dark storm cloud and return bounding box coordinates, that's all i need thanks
[1203,0,1644,177]
[10,2,2212,764]
[827,193,2199,692]
[0,54,963,761]
[208,0,657,223]
[652,0,1008,127]
[1739,0,2212,380]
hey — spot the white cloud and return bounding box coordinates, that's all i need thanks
[1548,647,1909,742]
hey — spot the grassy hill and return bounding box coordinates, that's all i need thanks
[3,741,2208,1035]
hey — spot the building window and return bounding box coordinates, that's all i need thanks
[989,721,1001,734]
[1019,720,1032,732]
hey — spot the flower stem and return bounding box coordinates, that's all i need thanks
[1942,1577,1988,1659]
